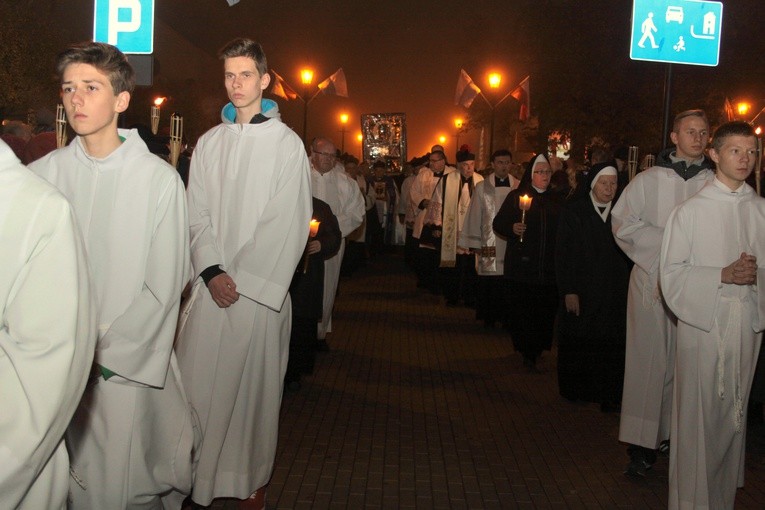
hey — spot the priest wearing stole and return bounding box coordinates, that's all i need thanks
[425,146,484,306]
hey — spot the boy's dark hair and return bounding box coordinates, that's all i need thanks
[712,121,755,151]
[218,38,268,76]
[672,109,708,132]
[491,149,513,162]
[56,42,135,94]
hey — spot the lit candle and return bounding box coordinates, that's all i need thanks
[309,219,321,237]
[303,219,321,273]
[518,194,533,243]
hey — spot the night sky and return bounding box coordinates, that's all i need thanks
[44,0,765,159]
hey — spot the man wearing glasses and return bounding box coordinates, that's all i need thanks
[310,137,365,351]
[409,149,456,293]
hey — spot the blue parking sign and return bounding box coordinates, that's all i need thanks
[630,0,723,66]
[93,0,154,54]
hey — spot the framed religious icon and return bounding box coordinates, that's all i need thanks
[360,112,407,174]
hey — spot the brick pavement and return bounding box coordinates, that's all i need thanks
[213,250,765,509]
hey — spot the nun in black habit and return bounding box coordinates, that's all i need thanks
[554,162,631,410]
[493,153,563,370]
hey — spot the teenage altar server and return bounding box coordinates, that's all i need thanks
[611,109,714,476]
[31,42,194,508]
[176,38,312,509]
[0,139,95,509]
[661,121,765,509]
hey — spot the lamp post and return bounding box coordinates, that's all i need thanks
[487,73,501,155]
[300,69,314,143]
[339,113,349,153]
[454,118,464,155]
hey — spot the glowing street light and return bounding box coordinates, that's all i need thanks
[737,102,751,117]
[488,73,502,89]
[300,68,314,143]
[438,135,447,144]
[454,118,464,153]
[339,113,349,153]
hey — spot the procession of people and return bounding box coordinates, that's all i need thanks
[3,36,765,510]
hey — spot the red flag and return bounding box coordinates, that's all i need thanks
[270,70,298,100]
[724,97,735,122]
[317,68,348,97]
[454,69,481,108]
[510,76,530,121]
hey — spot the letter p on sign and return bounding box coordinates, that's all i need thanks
[94,0,154,54]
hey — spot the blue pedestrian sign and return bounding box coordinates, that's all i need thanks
[630,0,723,66]
[93,0,155,54]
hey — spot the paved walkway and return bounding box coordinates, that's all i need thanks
[215,250,765,509]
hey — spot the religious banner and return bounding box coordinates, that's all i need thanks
[360,113,407,174]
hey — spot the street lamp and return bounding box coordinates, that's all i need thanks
[737,102,751,117]
[300,68,313,143]
[487,73,502,155]
[339,113,349,153]
[454,118,464,156]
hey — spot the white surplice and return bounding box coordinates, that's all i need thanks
[661,179,765,509]
[31,129,195,509]
[176,115,312,505]
[0,141,95,510]
[459,173,516,276]
[312,163,364,339]
[611,164,713,448]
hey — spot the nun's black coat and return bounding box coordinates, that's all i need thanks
[554,193,631,404]
[493,163,563,365]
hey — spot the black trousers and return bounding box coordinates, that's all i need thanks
[440,253,477,305]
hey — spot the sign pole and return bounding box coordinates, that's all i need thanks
[661,63,673,149]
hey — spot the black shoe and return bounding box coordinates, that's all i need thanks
[624,447,654,477]
[315,339,330,352]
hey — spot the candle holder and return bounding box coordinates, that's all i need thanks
[518,194,533,243]
[302,219,321,273]
[169,114,183,168]
[55,104,67,148]
[151,105,160,135]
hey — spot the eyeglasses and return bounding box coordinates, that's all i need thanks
[314,151,336,158]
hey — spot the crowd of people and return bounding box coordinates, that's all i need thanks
[2,37,765,510]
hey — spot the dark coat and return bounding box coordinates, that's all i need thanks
[554,195,631,338]
[493,185,563,286]
[289,198,341,319]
